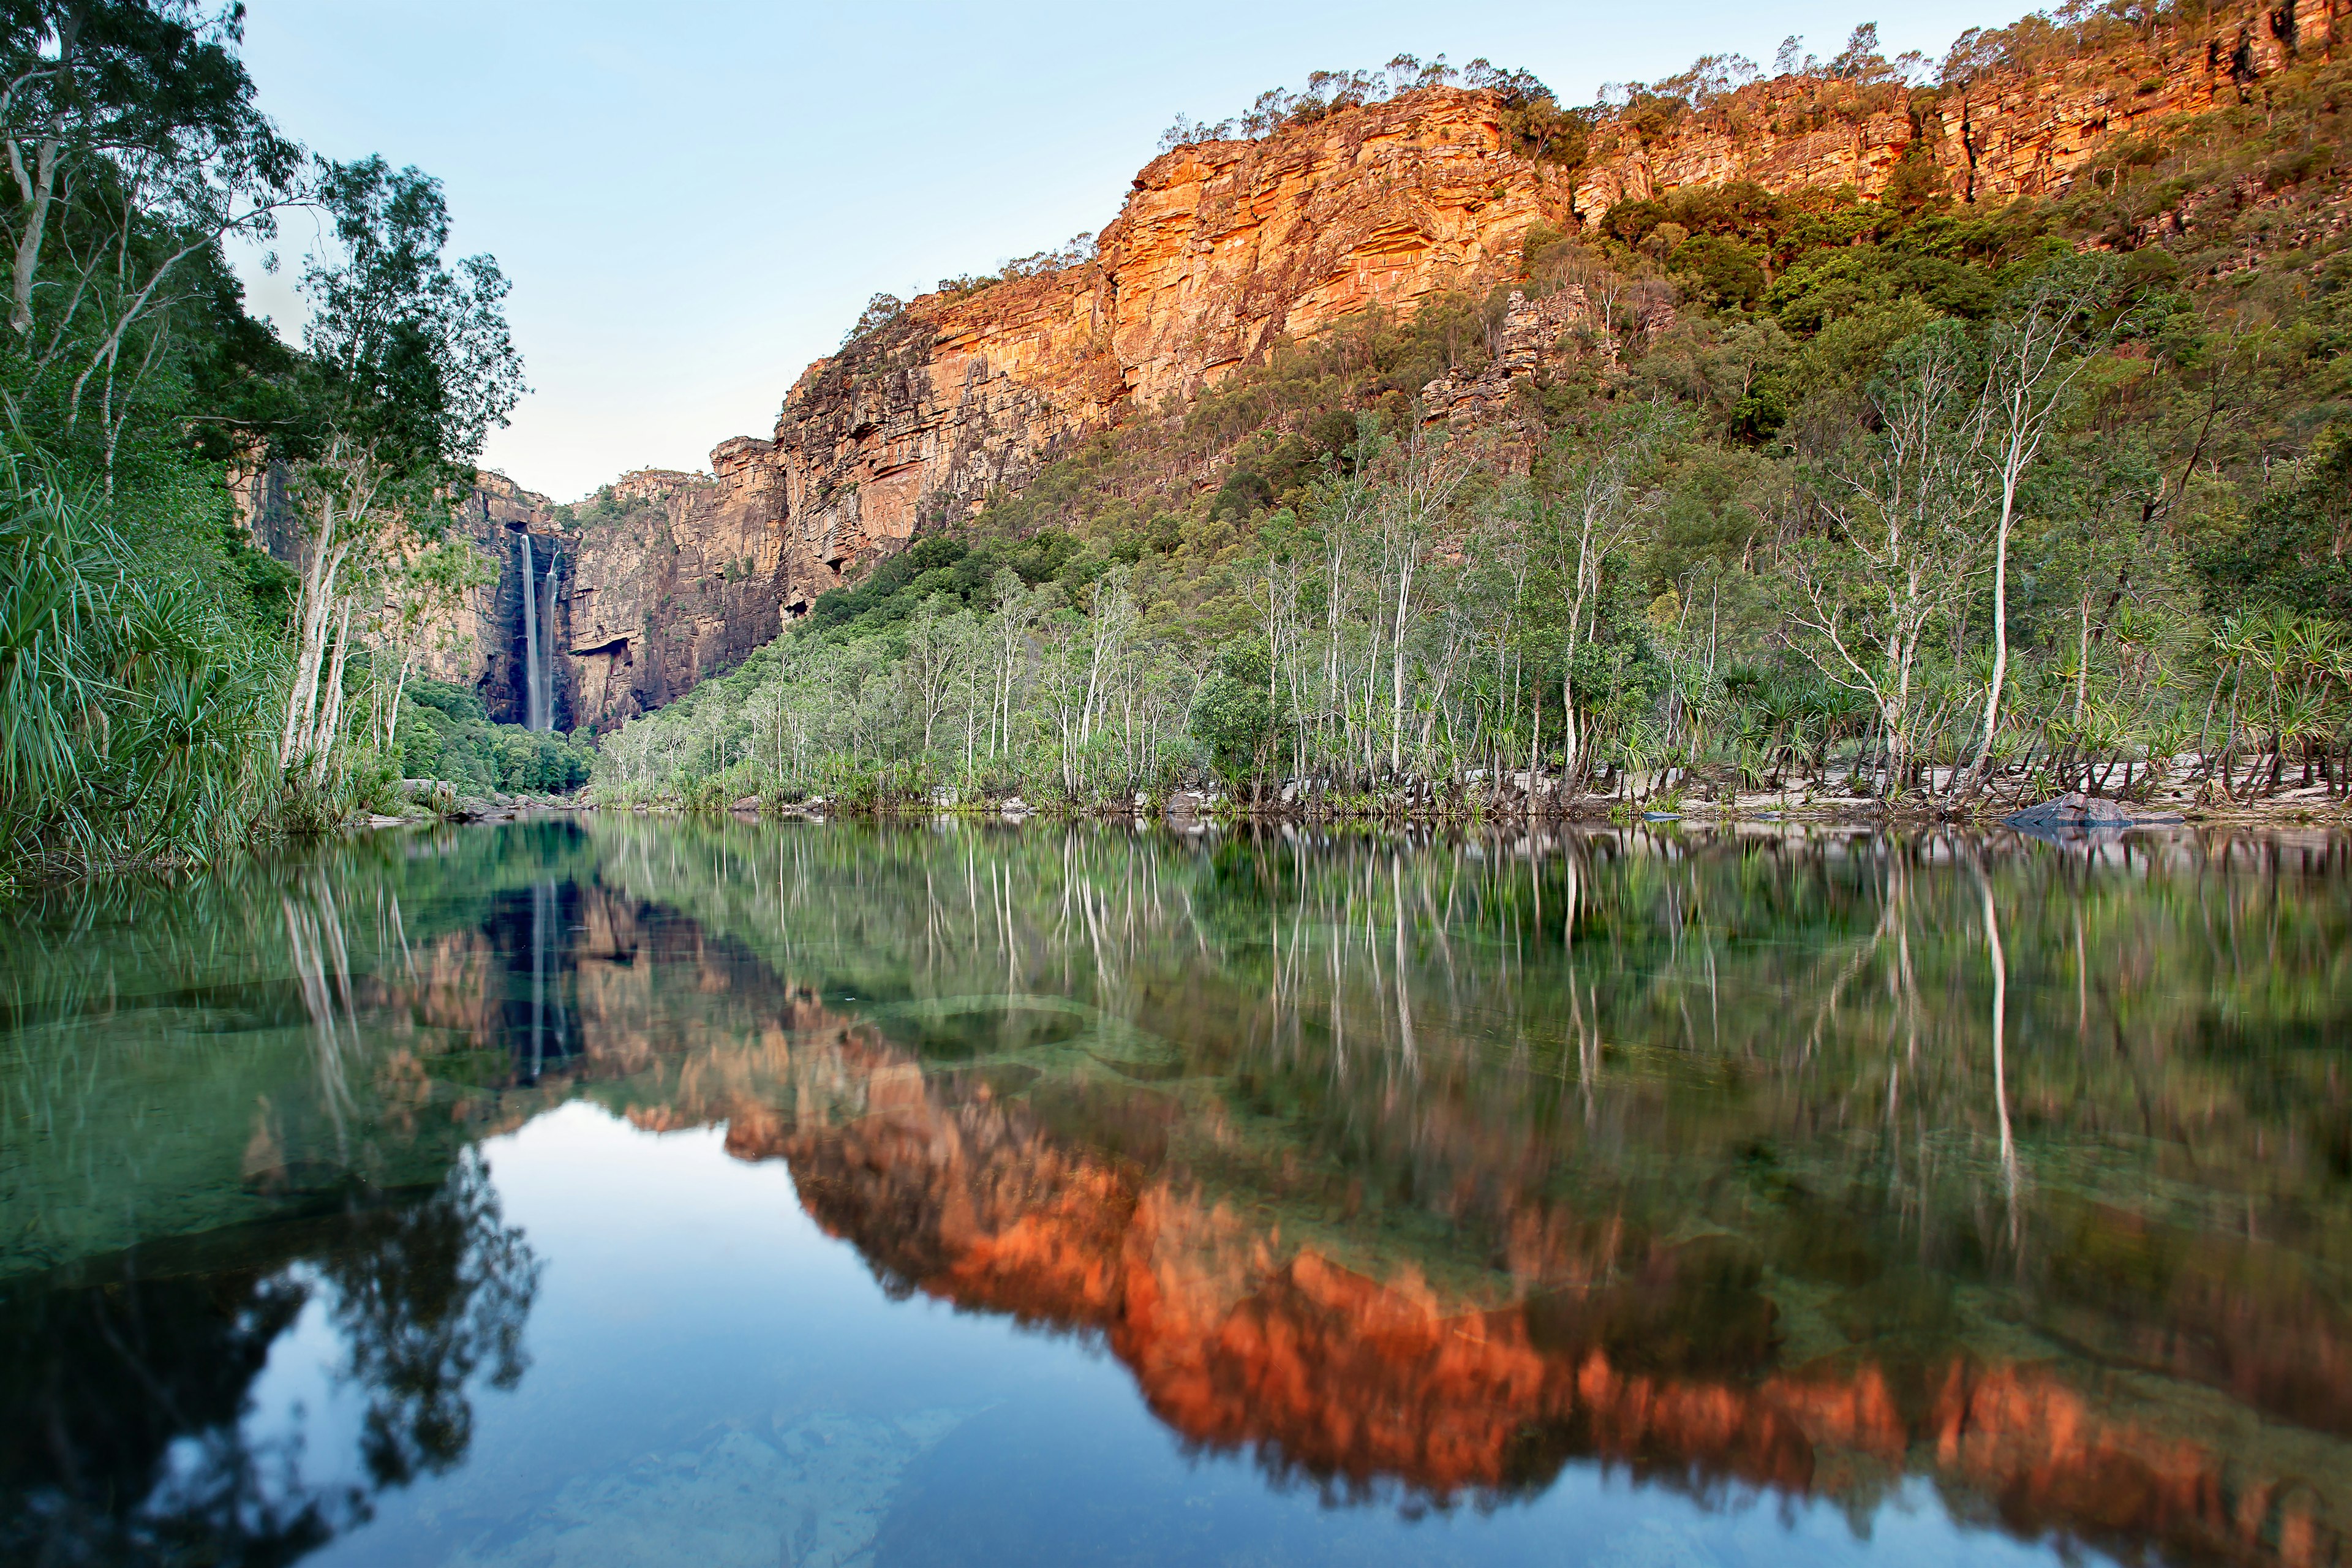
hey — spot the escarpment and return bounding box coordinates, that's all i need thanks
[426,0,2343,730]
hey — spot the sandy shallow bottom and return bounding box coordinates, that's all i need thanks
[441,1410,981,1568]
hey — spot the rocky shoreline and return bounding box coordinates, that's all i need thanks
[364,770,2351,837]
[380,790,2345,837]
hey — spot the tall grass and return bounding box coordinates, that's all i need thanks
[0,451,280,886]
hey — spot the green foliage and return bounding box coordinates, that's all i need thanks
[801,531,1075,635]
[288,156,526,496]
[0,3,529,881]
[396,679,593,795]
[405,674,489,724]
[1671,234,1767,311]
[1156,54,1572,157]
[0,451,275,881]
[1188,641,1278,784]
[2197,431,2352,619]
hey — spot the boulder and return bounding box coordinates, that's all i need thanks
[1163,790,1208,824]
[2005,791,2181,839]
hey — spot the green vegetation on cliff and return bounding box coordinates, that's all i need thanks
[600,9,2352,815]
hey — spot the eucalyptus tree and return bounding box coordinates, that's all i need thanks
[1371,423,1472,777]
[2,1,253,333]
[1954,257,2122,800]
[1786,323,1992,792]
[369,530,491,754]
[276,156,523,785]
[896,594,973,754]
[0,0,303,468]
[1536,405,1670,787]
[984,566,1045,763]
[1295,431,1380,777]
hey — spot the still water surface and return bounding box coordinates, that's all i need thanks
[4,817,2350,1566]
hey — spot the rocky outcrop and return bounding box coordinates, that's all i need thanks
[395,1,2350,730]
[2005,789,2187,841]
[1419,286,1611,425]
[558,451,860,730]
[1573,1,2339,213]
[710,0,2340,597]
[398,473,571,729]
[518,89,1598,728]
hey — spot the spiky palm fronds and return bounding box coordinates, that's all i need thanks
[0,453,278,883]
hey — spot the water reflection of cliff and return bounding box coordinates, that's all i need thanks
[423,875,2350,1566]
[10,818,2351,1566]
[543,819,2352,1568]
[703,1024,2340,1568]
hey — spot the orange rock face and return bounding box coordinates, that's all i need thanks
[707,0,2337,622]
[1574,3,2335,212]
[406,2,2347,729]
[730,89,1578,569]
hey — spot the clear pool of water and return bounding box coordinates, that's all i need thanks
[5,816,2348,1566]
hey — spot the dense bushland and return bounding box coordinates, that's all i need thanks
[0,1,531,888]
[600,6,2352,815]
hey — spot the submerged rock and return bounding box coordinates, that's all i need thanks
[2005,790,2181,840]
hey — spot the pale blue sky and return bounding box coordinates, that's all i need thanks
[231,1,2030,501]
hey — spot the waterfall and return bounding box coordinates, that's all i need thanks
[518,530,546,732]
[542,548,561,734]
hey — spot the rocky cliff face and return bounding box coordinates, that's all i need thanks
[270,459,827,735]
[559,453,852,731]
[423,0,2343,731]
[1572,0,2337,211]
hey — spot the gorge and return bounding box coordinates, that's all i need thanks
[9,4,2352,1562]
[390,0,2346,737]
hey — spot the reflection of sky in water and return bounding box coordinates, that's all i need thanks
[282,1102,2112,1568]
[15,819,2343,1566]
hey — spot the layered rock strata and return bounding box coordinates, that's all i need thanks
[261,1,2345,730]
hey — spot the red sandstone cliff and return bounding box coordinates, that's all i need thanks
[484,1,2348,729]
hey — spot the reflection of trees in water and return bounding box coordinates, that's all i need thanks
[590,816,2352,1558]
[0,1151,538,1566]
[284,870,364,1162]
[1,819,606,1275]
[583,817,2352,1272]
[319,1151,540,1490]
[9,815,2348,1559]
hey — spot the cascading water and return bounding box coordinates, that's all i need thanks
[542,548,561,733]
[517,529,547,732]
